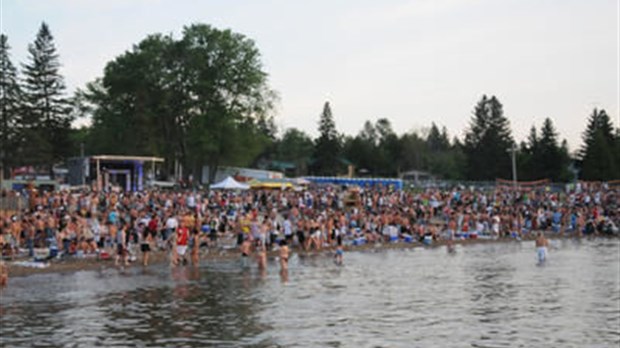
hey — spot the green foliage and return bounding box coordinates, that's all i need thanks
[463,95,514,180]
[20,22,73,175]
[519,119,571,182]
[0,34,22,178]
[269,128,314,176]
[312,102,343,175]
[580,109,618,180]
[5,23,619,185]
[343,118,400,177]
[342,119,465,180]
[84,24,275,182]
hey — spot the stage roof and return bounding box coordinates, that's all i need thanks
[90,155,164,162]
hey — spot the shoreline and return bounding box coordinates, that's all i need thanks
[4,233,605,279]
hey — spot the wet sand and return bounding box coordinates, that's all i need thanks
[3,233,568,278]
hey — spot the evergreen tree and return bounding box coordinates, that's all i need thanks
[312,101,342,175]
[0,34,22,178]
[344,120,379,175]
[519,126,538,180]
[527,125,538,153]
[375,118,401,176]
[580,108,618,180]
[537,118,570,181]
[21,22,72,176]
[463,95,514,180]
[426,122,449,152]
[615,128,620,173]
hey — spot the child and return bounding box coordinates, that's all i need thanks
[334,231,344,265]
[334,245,344,265]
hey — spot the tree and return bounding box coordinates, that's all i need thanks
[427,122,449,152]
[344,120,383,176]
[536,118,571,181]
[615,128,620,173]
[374,118,401,176]
[518,126,538,181]
[21,22,72,176]
[312,101,342,175]
[425,127,465,180]
[274,128,314,175]
[397,130,428,175]
[580,108,618,180]
[463,95,514,180]
[0,34,22,179]
[85,24,275,183]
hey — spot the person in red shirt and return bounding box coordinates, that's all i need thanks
[175,220,189,265]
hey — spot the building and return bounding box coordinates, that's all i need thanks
[400,170,436,184]
[68,155,164,191]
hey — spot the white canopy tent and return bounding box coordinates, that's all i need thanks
[210,176,250,190]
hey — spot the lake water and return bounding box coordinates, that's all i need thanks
[1,239,619,348]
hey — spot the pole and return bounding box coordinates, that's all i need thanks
[96,159,101,191]
[80,143,85,186]
[511,144,518,189]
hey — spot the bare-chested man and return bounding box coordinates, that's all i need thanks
[0,260,8,287]
[279,239,289,272]
[240,237,252,268]
[535,232,549,263]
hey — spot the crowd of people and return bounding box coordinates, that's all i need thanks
[0,182,618,278]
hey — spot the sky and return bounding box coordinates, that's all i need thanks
[1,0,618,152]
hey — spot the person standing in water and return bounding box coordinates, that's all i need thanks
[256,241,267,271]
[115,224,129,267]
[536,232,549,263]
[0,260,8,287]
[334,242,344,265]
[240,236,252,268]
[279,239,289,272]
[140,222,153,267]
[190,229,200,266]
[175,220,190,266]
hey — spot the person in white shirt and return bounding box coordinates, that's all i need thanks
[283,216,293,242]
[163,215,178,246]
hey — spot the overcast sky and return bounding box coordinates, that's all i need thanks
[2,0,618,152]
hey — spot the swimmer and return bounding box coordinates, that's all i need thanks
[279,239,289,272]
[535,232,549,263]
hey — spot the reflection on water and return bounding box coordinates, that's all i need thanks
[1,239,619,347]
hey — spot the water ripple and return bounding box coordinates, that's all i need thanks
[1,239,619,347]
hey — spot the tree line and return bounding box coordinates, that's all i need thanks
[1,23,619,183]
